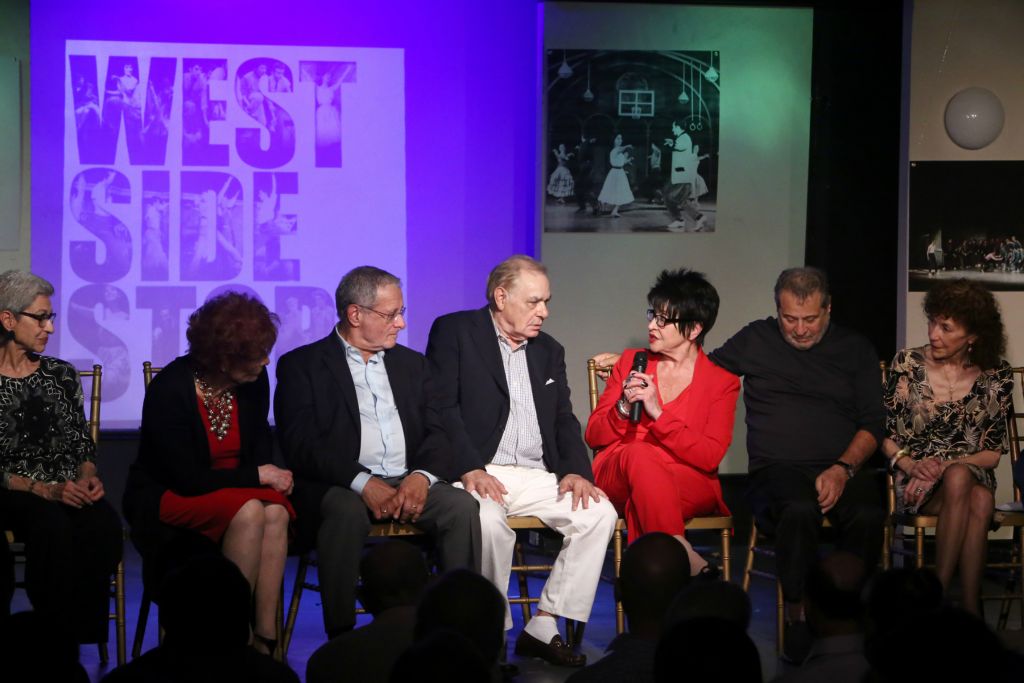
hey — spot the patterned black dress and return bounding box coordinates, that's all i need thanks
[0,356,122,643]
[884,347,1013,513]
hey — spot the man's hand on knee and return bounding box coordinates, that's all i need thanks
[557,474,606,511]
[460,469,508,504]
[361,477,399,520]
[393,473,429,523]
[815,466,848,514]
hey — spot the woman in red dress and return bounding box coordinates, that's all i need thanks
[125,292,294,655]
[586,269,739,576]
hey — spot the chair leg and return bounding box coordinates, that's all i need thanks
[614,524,625,635]
[914,527,925,569]
[98,641,108,666]
[115,559,127,665]
[882,523,892,570]
[282,556,308,657]
[131,592,151,659]
[720,528,731,582]
[742,523,758,592]
[775,579,784,657]
[514,543,533,624]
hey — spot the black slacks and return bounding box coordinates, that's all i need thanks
[315,478,481,635]
[0,489,122,642]
[746,463,884,602]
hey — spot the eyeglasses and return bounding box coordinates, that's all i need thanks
[646,308,682,328]
[18,310,57,325]
[359,305,406,324]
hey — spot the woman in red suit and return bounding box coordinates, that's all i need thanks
[124,292,295,655]
[586,269,739,576]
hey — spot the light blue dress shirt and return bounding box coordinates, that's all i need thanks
[337,330,436,493]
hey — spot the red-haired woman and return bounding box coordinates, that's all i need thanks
[124,292,294,654]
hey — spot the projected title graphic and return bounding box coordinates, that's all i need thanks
[62,41,406,425]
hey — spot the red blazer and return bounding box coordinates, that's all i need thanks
[585,347,740,514]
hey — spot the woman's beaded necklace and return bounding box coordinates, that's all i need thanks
[195,373,234,441]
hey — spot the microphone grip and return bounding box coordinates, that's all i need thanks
[629,352,648,423]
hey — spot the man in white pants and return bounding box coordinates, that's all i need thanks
[426,255,618,668]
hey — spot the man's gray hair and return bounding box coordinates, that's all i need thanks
[774,267,831,308]
[485,255,547,309]
[0,270,55,315]
[335,266,401,320]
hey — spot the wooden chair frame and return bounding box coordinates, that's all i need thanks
[4,364,126,666]
[586,358,734,636]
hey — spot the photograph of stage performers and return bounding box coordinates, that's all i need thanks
[909,160,1024,290]
[543,49,720,234]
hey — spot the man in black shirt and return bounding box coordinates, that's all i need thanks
[709,267,884,661]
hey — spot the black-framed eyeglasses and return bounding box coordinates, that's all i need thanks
[17,310,57,325]
[646,308,681,328]
[359,305,406,323]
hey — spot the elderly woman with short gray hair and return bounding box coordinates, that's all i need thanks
[0,270,122,644]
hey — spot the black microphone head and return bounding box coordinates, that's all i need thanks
[632,351,648,372]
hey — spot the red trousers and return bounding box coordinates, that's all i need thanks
[594,441,725,540]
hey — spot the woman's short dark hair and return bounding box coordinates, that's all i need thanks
[923,279,1005,370]
[186,292,279,377]
[647,269,720,346]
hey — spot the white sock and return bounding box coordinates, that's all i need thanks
[523,615,560,643]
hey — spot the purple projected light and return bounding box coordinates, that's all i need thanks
[58,40,406,425]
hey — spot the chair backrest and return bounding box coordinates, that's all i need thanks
[586,358,612,413]
[142,361,163,389]
[77,364,103,445]
[1007,367,1024,503]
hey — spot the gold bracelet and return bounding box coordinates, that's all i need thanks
[890,448,909,473]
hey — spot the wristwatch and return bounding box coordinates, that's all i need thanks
[832,461,856,479]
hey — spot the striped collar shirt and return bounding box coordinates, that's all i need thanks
[491,318,545,469]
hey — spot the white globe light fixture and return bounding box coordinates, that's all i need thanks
[944,87,1005,150]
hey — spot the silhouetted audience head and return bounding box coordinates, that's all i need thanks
[617,532,691,636]
[655,616,761,683]
[415,569,505,666]
[863,567,943,642]
[0,611,88,683]
[357,541,429,615]
[664,580,752,630]
[159,553,251,652]
[391,630,490,683]
[867,606,1014,681]
[803,551,866,636]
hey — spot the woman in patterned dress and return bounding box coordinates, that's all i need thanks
[124,292,295,655]
[882,279,1012,615]
[0,270,122,643]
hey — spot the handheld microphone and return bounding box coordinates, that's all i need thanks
[629,351,648,423]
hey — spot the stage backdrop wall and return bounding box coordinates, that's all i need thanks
[31,0,540,427]
[541,3,814,474]
[906,0,1024,507]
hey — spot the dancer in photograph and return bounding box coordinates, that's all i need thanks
[597,134,634,218]
[315,71,342,148]
[573,135,598,215]
[546,144,575,204]
[663,122,706,232]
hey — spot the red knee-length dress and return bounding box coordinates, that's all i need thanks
[585,348,739,540]
[158,392,295,541]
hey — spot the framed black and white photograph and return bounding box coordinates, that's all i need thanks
[543,49,720,234]
[909,161,1024,291]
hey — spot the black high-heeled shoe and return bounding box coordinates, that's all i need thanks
[695,563,722,582]
[252,632,279,658]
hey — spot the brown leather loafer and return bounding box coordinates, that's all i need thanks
[514,631,586,667]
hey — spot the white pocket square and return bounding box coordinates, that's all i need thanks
[545,378,555,385]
